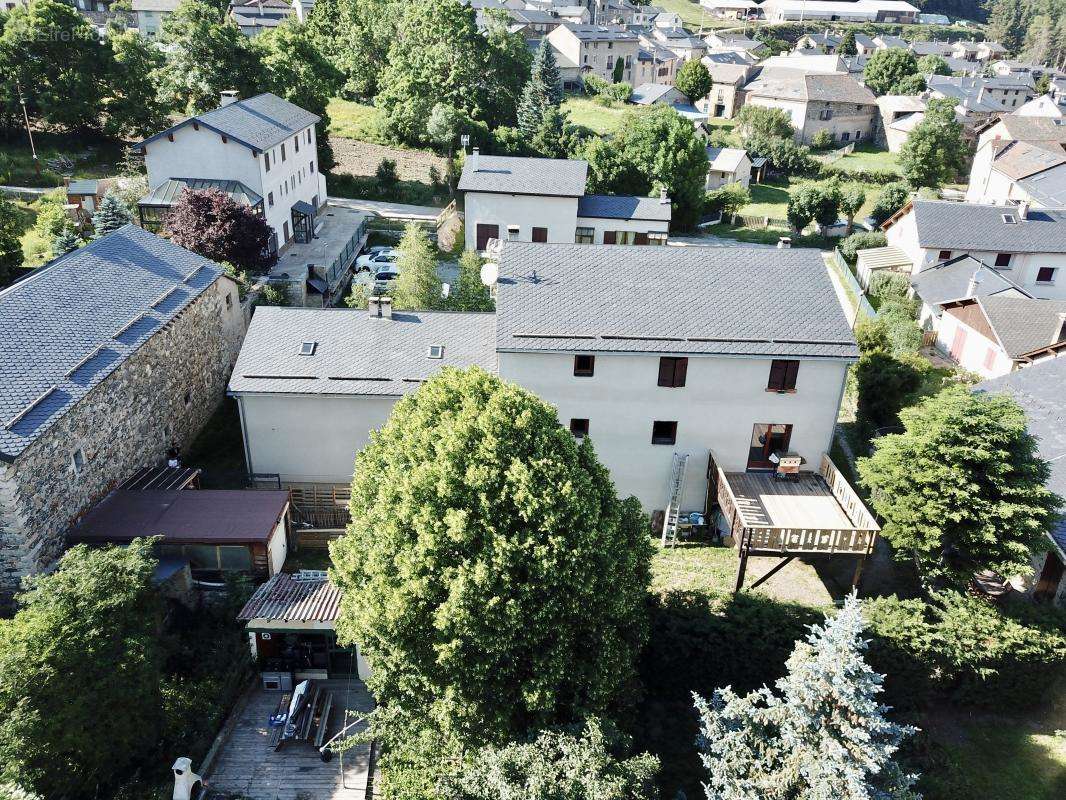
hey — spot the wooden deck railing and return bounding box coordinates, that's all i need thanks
[745,526,876,555]
[819,454,879,532]
[288,484,352,532]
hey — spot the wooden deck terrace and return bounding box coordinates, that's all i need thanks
[205,678,376,800]
[708,452,880,592]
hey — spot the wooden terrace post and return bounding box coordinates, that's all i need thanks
[734,529,749,594]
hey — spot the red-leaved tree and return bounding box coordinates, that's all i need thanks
[165,188,276,273]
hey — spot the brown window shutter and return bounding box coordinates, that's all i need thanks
[675,357,688,387]
[603,231,617,244]
[784,360,799,390]
[658,358,673,386]
[768,360,787,390]
[532,227,548,243]
[635,232,649,245]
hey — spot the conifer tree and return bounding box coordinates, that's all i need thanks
[517,39,562,140]
[90,193,133,239]
[448,249,493,311]
[391,222,442,310]
[695,594,921,800]
[51,228,81,257]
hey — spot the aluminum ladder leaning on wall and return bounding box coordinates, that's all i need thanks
[660,453,690,548]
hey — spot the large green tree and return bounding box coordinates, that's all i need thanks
[390,222,442,309]
[674,59,712,103]
[447,249,494,312]
[517,39,564,142]
[585,105,708,231]
[863,48,920,96]
[0,198,22,287]
[695,595,920,800]
[917,54,952,76]
[104,27,171,138]
[899,99,966,189]
[254,18,341,171]
[331,368,652,786]
[480,8,532,132]
[155,1,261,114]
[442,718,659,800]
[735,104,794,140]
[375,0,491,145]
[0,541,163,798]
[0,0,108,131]
[859,386,1061,588]
[307,0,400,99]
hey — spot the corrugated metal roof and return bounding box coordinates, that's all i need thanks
[238,572,342,623]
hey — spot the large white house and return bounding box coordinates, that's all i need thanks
[883,199,1066,300]
[966,115,1066,207]
[458,152,672,251]
[546,23,640,88]
[759,0,919,24]
[228,243,859,514]
[138,92,328,256]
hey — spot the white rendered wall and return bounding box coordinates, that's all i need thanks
[935,313,1015,378]
[497,351,850,512]
[463,192,580,250]
[267,514,288,575]
[237,393,398,484]
[574,215,671,243]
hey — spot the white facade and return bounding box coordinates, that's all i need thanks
[935,310,1016,378]
[464,192,580,251]
[142,106,328,252]
[237,393,397,484]
[574,214,670,244]
[496,351,849,511]
[884,208,1066,300]
[546,25,640,86]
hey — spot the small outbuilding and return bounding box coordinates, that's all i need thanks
[68,488,291,579]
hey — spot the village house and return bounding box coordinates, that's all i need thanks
[698,0,759,20]
[1015,94,1066,119]
[927,74,1036,113]
[546,23,640,88]
[458,152,671,251]
[977,359,1066,606]
[934,295,1066,378]
[630,83,689,107]
[951,40,1009,65]
[705,146,752,190]
[0,225,245,601]
[228,0,294,36]
[703,61,758,118]
[907,254,1031,327]
[883,199,1066,300]
[634,42,681,85]
[704,33,769,59]
[967,115,1066,206]
[131,0,179,37]
[759,0,919,24]
[228,242,860,517]
[875,95,929,152]
[648,27,707,62]
[740,69,877,145]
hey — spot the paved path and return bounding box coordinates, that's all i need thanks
[327,196,443,221]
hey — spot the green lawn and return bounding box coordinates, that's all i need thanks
[825,142,903,176]
[327,97,385,142]
[738,175,882,222]
[0,131,126,188]
[562,96,630,136]
[653,0,742,29]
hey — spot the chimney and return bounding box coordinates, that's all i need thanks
[777,236,792,249]
[1018,201,1030,220]
[967,268,983,297]
[470,147,481,173]
[367,296,381,318]
[659,186,670,204]
[220,90,239,107]
[379,296,393,320]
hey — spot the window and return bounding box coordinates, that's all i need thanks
[657,357,688,387]
[855,130,862,140]
[574,354,595,376]
[299,341,317,356]
[651,420,678,445]
[225,292,233,310]
[767,359,799,392]
[532,227,548,243]
[427,345,444,359]
[268,191,274,208]
[818,108,832,120]
[264,152,270,172]
[310,160,316,173]
[307,129,312,144]
[938,250,953,261]
[71,448,86,475]
[1037,266,1057,283]
[294,135,300,153]
[841,131,851,142]
[570,418,590,437]
[575,227,595,244]
[507,225,520,241]
[281,143,286,161]
[994,252,1012,268]
[648,232,667,245]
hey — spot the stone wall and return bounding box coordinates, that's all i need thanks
[0,276,246,602]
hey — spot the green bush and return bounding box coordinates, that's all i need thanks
[583,74,610,96]
[704,183,750,218]
[839,230,887,264]
[606,82,633,102]
[871,181,911,225]
[810,129,835,150]
[819,165,902,185]
[869,270,911,303]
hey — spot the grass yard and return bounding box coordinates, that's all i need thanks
[327,97,386,143]
[562,96,630,136]
[0,131,126,188]
[703,222,834,249]
[825,142,903,176]
[653,0,743,29]
[13,198,50,270]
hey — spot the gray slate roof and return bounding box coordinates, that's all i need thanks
[977,359,1066,554]
[631,83,682,104]
[458,154,588,197]
[495,243,857,359]
[979,296,1066,357]
[576,194,672,221]
[0,225,225,462]
[744,69,876,105]
[560,23,637,42]
[908,200,1066,253]
[910,255,1031,308]
[140,93,319,154]
[228,307,497,397]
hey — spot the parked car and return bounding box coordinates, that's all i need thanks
[374,268,400,284]
[356,249,397,272]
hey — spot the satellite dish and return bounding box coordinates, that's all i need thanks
[480,262,499,287]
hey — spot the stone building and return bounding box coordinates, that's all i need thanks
[0,225,245,601]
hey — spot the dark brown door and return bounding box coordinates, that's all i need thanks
[532,226,548,243]
[747,423,793,470]
[476,223,499,250]
[603,231,617,244]
[1034,551,1064,602]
